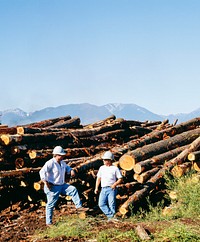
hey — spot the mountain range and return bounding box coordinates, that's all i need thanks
[0,103,200,127]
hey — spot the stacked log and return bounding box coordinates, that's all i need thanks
[0,114,200,217]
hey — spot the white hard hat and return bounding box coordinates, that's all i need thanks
[52,146,66,155]
[102,151,114,160]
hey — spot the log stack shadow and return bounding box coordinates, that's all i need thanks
[0,115,200,217]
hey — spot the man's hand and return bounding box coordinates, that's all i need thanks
[94,188,99,194]
[70,169,76,178]
[110,184,116,190]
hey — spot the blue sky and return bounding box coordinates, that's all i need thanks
[0,0,199,115]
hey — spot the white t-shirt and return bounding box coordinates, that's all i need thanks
[97,165,122,187]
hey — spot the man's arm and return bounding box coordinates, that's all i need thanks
[111,178,123,189]
[94,177,101,194]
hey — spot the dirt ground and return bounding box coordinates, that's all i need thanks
[0,201,146,242]
[1,202,200,242]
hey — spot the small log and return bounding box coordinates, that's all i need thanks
[171,162,192,178]
[193,161,200,172]
[135,225,151,240]
[134,167,160,184]
[188,150,200,161]
[34,181,44,191]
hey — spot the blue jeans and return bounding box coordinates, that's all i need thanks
[44,183,82,225]
[98,187,117,218]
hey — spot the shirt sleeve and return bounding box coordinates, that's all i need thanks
[116,167,123,179]
[65,164,72,174]
[39,162,49,181]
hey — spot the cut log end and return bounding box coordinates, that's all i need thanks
[0,134,11,145]
[119,206,128,215]
[119,154,135,171]
[193,161,200,172]
[17,127,25,135]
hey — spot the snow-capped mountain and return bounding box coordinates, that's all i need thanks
[0,103,199,127]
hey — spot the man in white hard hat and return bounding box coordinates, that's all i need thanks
[39,146,88,226]
[94,151,123,221]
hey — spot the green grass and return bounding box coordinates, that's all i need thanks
[154,222,200,242]
[33,172,200,241]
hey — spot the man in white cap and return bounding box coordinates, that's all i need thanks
[94,150,123,221]
[39,146,87,226]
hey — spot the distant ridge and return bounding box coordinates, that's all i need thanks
[0,103,199,126]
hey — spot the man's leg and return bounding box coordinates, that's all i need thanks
[62,184,82,208]
[44,185,60,225]
[98,187,113,218]
[107,188,117,218]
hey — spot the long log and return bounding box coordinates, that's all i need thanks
[0,127,17,135]
[133,144,189,174]
[83,115,116,128]
[46,116,81,129]
[23,115,72,128]
[119,128,200,170]
[0,167,41,178]
[111,117,200,161]
[0,131,76,146]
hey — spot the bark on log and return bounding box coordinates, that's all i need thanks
[0,127,17,135]
[119,128,200,170]
[134,167,160,183]
[133,144,189,174]
[135,225,151,240]
[23,115,72,128]
[112,117,200,161]
[0,132,76,146]
[46,116,81,129]
[0,167,41,178]
[83,115,116,128]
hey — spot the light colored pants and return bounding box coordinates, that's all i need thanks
[98,186,117,218]
[44,183,82,225]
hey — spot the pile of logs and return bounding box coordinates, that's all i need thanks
[0,114,200,217]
